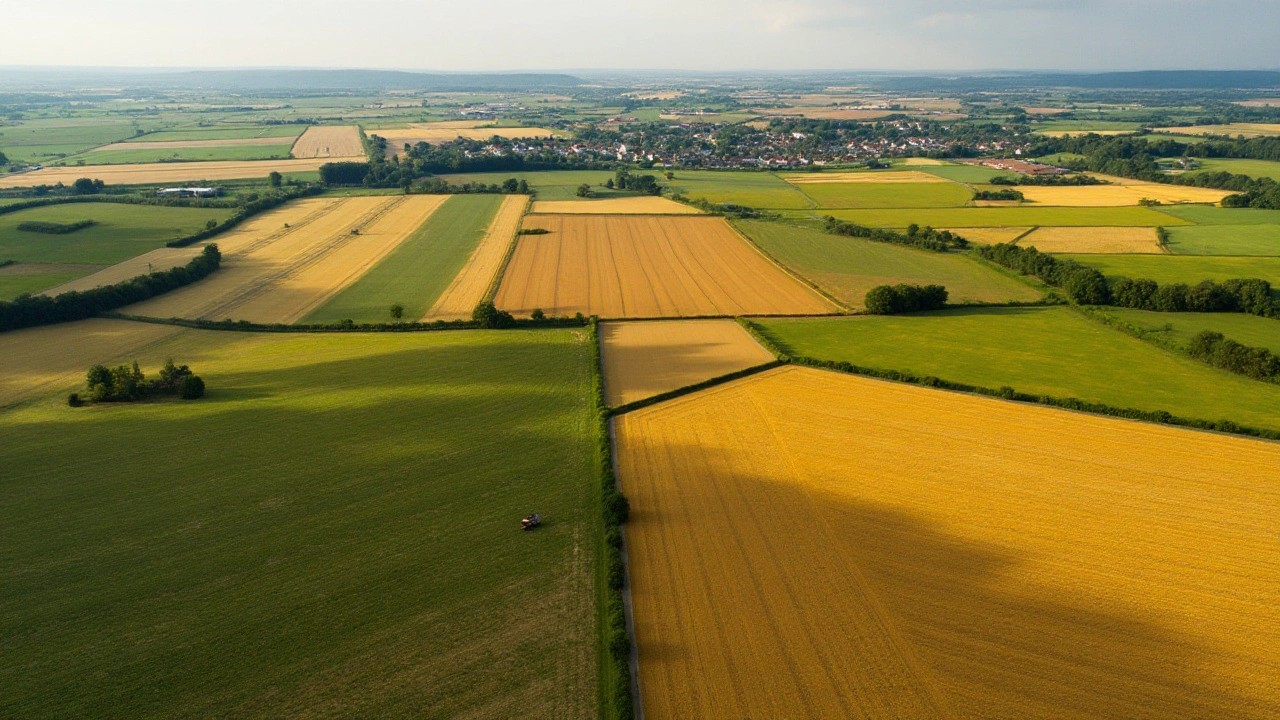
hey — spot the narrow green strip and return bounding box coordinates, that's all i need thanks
[304,194,503,324]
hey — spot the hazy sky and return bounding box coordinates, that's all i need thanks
[1,0,1277,72]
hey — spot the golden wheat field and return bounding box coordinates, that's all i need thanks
[494,215,834,318]
[615,366,1280,720]
[529,197,700,215]
[40,247,204,295]
[289,126,364,158]
[424,195,528,321]
[941,226,1031,245]
[902,157,946,166]
[1018,183,1230,206]
[1152,123,1280,138]
[783,170,949,184]
[0,158,346,188]
[375,125,561,154]
[1019,226,1165,254]
[128,195,446,323]
[599,319,774,406]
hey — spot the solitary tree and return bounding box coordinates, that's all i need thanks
[389,303,404,320]
[664,170,675,181]
[576,183,593,198]
[268,171,282,187]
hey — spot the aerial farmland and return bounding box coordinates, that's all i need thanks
[2,17,1279,719]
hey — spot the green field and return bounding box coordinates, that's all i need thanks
[734,219,1041,307]
[437,170,637,201]
[1064,254,1280,286]
[793,181,973,209]
[306,194,503,323]
[1165,224,1280,255]
[822,205,1184,228]
[74,143,296,165]
[130,126,306,143]
[666,170,813,209]
[1155,205,1280,225]
[1104,308,1280,355]
[0,268,96,300]
[0,326,598,717]
[1185,158,1280,183]
[0,203,235,264]
[0,119,145,162]
[1033,120,1142,133]
[756,307,1280,431]
[914,163,1009,183]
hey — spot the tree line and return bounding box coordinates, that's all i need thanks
[824,217,969,252]
[865,284,948,314]
[16,219,96,234]
[1188,330,1280,381]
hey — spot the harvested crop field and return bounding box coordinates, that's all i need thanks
[494,215,835,318]
[290,125,363,158]
[128,196,446,323]
[376,125,561,154]
[529,197,699,214]
[40,247,203,295]
[0,158,350,188]
[599,319,774,406]
[97,137,293,150]
[1018,226,1164,253]
[1152,123,1280,138]
[425,195,528,320]
[1017,184,1230,206]
[616,365,1280,719]
[943,226,1031,245]
[782,171,949,184]
[752,107,894,120]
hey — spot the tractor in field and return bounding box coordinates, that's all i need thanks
[521,513,541,531]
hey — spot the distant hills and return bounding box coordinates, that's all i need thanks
[0,68,584,92]
[866,70,1280,92]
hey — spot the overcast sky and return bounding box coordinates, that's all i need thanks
[1,0,1277,72]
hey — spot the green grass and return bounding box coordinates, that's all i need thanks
[1063,254,1280,286]
[0,119,142,162]
[734,219,1042,307]
[757,306,1280,431]
[822,206,1185,228]
[0,326,598,718]
[1104,308,1280,355]
[0,204,235,264]
[436,171,635,202]
[130,126,306,143]
[1184,158,1280,183]
[914,163,1009,183]
[306,195,503,323]
[74,144,296,165]
[1033,120,1142,133]
[666,170,813,209]
[1165,224,1280,256]
[0,270,92,299]
[794,181,973,209]
[1154,205,1280,226]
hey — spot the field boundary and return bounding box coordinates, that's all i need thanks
[608,361,785,415]
[726,218,850,311]
[483,205,529,303]
[740,318,1280,442]
[99,311,587,333]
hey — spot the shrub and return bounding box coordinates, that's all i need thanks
[603,492,630,526]
[67,392,83,407]
[864,284,948,314]
[471,300,514,329]
[16,219,95,234]
[179,375,206,400]
[530,308,545,320]
[71,178,104,194]
[1188,330,1280,380]
[319,161,371,185]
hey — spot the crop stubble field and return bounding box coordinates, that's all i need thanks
[495,215,834,318]
[1018,226,1164,253]
[599,319,774,406]
[1016,184,1230,206]
[616,365,1280,719]
[289,125,363,158]
[425,194,529,320]
[529,197,699,214]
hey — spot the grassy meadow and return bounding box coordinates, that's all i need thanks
[665,170,813,209]
[913,163,1008,183]
[0,203,235,264]
[75,143,296,165]
[436,171,634,201]
[0,118,147,162]
[733,219,1041,307]
[1104,308,1280,354]
[306,194,503,323]
[0,268,97,300]
[795,181,973,209]
[1184,158,1280,182]
[756,307,1280,431]
[0,326,599,718]
[130,126,307,143]
[1165,224,1280,255]
[1064,254,1280,286]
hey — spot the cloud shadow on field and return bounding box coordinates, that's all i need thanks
[623,438,1270,719]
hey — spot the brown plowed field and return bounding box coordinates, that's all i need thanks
[0,158,355,188]
[616,366,1280,719]
[1018,226,1165,254]
[128,196,446,323]
[40,247,203,295]
[290,126,363,158]
[529,198,699,215]
[494,215,834,318]
[424,195,528,321]
[599,319,774,406]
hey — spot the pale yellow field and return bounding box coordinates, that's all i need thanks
[494,215,835,318]
[783,170,949,184]
[290,126,363,158]
[616,366,1280,719]
[529,197,699,215]
[0,158,354,188]
[1235,99,1280,108]
[128,195,446,323]
[1019,183,1230,206]
[1019,226,1165,254]
[40,247,203,295]
[424,195,529,321]
[941,227,1031,245]
[902,157,945,166]
[1152,123,1280,138]
[0,318,182,407]
[599,319,774,406]
[376,125,561,153]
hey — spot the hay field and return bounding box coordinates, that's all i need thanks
[942,227,1031,245]
[903,157,945,166]
[783,171,949,184]
[290,125,363,158]
[529,197,699,214]
[495,215,834,318]
[1018,226,1164,254]
[39,247,203,295]
[0,158,348,188]
[1152,123,1280,138]
[616,365,1280,719]
[1017,183,1230,206]
[599,319,774,406]
[425,195,528,320]
[129,196,446,323]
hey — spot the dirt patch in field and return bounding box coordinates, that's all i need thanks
[494,215,835,318]
[290,126,363,159]
[40,248,202,295]
[616,365,1280,719]
[600,319,774,406]
[529,197,700,215]
[1017,226,1165,254]
[0,158,355,188]
[424,195,528,321]
[783,171,950,184]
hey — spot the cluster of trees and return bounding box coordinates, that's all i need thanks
[864,284,948,314]
[973,188,1023,201]
[1111,276,1273,314]
[976,242,1110,303]
[410,177,529,194]
[606,170,661,194]
[355,136,603,189]
[71,358,205,406]
[1188,330,1280,380]
[471,301,515,329]
[0,244,221,332]
[72,178,105,194]
[989,174,1102,186]
[823,217,969,252]
[15,219,96,234]
[318,161,371,186]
